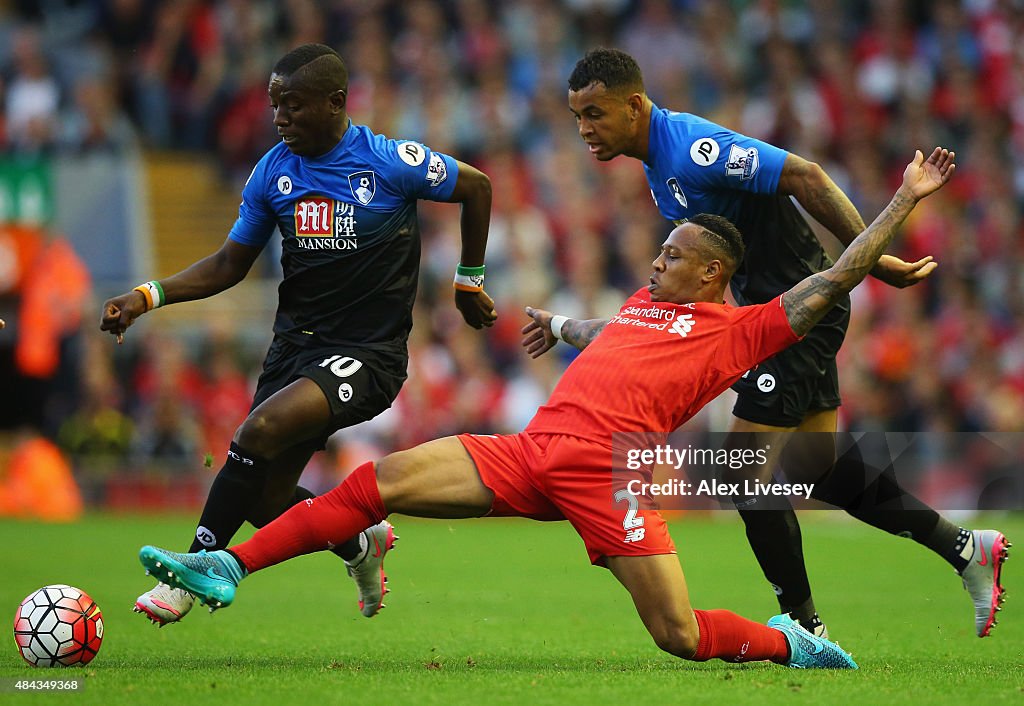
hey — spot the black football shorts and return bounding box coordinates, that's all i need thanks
[251,336,407,448]
[730,294,850,428]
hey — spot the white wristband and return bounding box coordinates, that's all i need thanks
[133,280,165,311]
[550,315,568,341]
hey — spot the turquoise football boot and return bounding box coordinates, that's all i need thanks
[767,613,858,669]
[139,546,246,611]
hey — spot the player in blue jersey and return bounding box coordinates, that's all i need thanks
[565,48,1008,639]
[101,44,497,626]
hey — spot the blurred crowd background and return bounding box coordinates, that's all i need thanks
[0,0,1021,515]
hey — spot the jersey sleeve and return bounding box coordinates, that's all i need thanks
[385,140,460,203]
[711,296,801,378]
[678,116,788,196]
[228,158,276,248]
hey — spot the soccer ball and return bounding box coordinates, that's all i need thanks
[12,585,103,667]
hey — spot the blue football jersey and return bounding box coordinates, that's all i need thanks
[229,121,459,348]
[643,107,832,304]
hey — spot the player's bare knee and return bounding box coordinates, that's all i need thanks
[375,451,428,512]
[374,453,408,496]
[650,620,699,660]
[234,413,280,459]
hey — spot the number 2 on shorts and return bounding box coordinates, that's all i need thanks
[614,489,645,529]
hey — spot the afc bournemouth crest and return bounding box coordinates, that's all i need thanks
[666,177,687,207]
[348,171,376,205]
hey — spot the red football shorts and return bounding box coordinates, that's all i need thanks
[458,431,676,566]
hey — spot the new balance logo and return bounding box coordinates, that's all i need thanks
[624,527,646,543]
[669,314,694,338]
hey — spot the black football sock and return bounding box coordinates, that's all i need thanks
[288,485,364,561]
[786,596,819,628]
[812,443,945,553]
[797,611,825,636]
[736,503,815,617]
[189,442,270,552]
[927,524,973,573]
[844,483,968,572]
[839,473,943,541]
[724,431,816,618]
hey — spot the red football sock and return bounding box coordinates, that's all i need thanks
[691,609,789,664]
[231,462,386,573]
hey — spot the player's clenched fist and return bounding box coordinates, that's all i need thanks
[100,290,148,344]
[455,289,497,329]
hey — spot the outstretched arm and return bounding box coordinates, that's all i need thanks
[100,238,262,342]
[448,160,497,330]
[778,153,866,244]
[782,148,955,337]
[779,153,937,288]
[521,306,608,358]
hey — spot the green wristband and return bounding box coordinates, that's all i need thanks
[150,280,165,308]
[456,264,485,277]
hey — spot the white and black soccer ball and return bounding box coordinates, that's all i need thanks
[13,584,103,667]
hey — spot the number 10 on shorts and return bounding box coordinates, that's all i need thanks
[614,489,646,543]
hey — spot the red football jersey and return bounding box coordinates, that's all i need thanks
[526,288,800,443]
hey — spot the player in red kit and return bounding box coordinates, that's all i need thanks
[136,148,954,669]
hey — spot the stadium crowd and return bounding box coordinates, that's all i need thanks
[0,0,1021,501]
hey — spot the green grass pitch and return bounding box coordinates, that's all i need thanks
[2,513,1022,704]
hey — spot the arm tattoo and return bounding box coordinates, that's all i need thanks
[783,189,916,336]
[783,157,865,245]
[560,318,608,351]
[782,274,846,336]
[799,179,865,245]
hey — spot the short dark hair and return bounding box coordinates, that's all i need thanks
[688,213,745,275]
[273,43,348,93]
[568,48,644,94]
